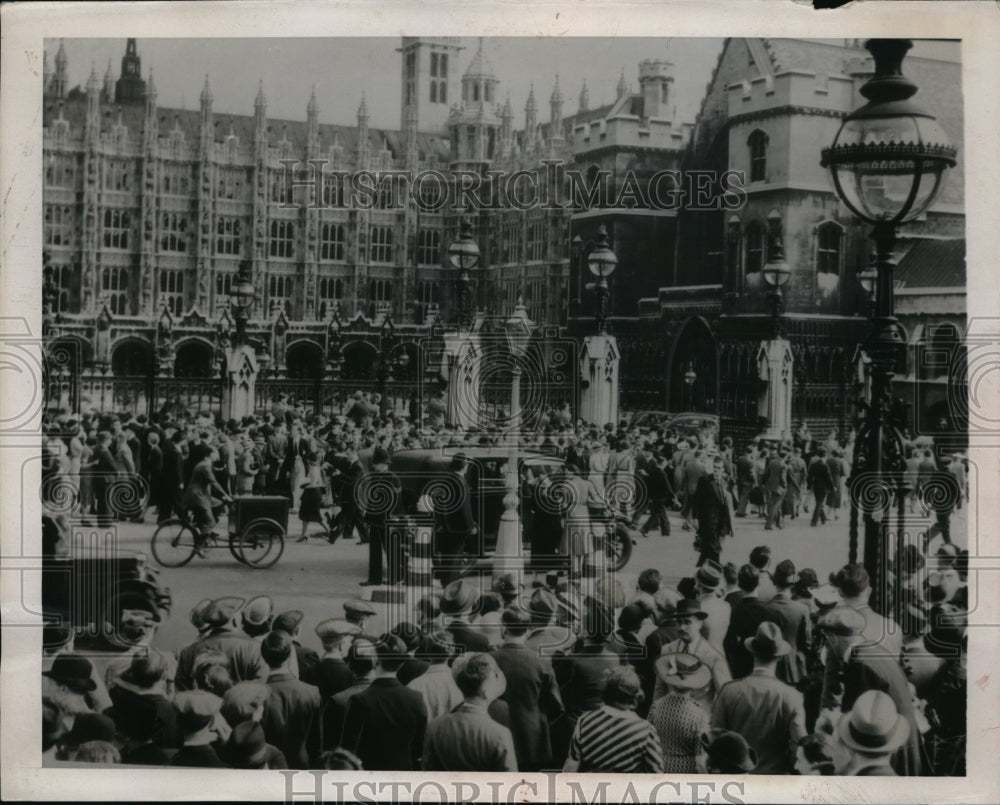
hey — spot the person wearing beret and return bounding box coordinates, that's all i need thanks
[711,622,807,774]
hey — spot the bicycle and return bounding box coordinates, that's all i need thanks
[150,498,287,569]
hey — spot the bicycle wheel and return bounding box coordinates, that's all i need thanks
[232,518,285,569]
[150,519,198,568]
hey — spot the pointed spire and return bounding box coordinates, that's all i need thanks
[200,74,212,106]
[86,61,99,91]
[525,84,537,113]
[617,68,628,100]
[254,79,266,109]
[357,91,368,120]
[147,68,156,97]
[550,74,563,104]
[55,39,67,70]
[307,84,319,116]
[579,79,589,112]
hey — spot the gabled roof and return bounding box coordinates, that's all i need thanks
[895,238,965,289]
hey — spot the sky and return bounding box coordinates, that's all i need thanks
[47,37,960,134]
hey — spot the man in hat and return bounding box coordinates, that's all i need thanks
[343,599,377,634]
[158,426,186,523]
[833,564,903,657]
[54,712,117,762]
[359,446,402,586]
[440,579,490,653]
[407,630,463,721]
[711,622,807,774]
[105,648,181,749]
[175,598,267,691]
[490,606,564,772]
[422,652,518,772]
[691,456,733,567]
[702,730,758,775]
[222,720,288,770]
[817,607,922,775]
[639,452,674,537]
[273,610,319,681]
[241,596,274,641]
[833,690,911,776]
[694,563,731,655]
[89,431,117,526]
[762,445,788,530]
[723,565,781,680]
[170,691,227,767]
[341,633,428,770]
[220,681,270,730]
[305,619,362,701]
[189,598,214,638]
[257,629,322,770]
[655,599,730,712]
[42,654,108,714]
[524,588,574,660]
[807,446,834,526]
[763,559,812,686]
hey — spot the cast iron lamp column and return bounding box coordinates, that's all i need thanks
[821,38,956,614]
[493,296,534,588]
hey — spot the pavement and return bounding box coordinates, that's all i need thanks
[94,500,967,656]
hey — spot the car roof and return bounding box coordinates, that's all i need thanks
[390,447,562,465]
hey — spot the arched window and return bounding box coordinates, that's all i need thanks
[748,130,768,183]
[745,222,765,277]
[816,221,843,311]
[158,269,185,315]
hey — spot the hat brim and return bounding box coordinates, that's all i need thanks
[744,635,792,657]
[656,664,712,690]
[699,734,758,772]
[837,710,911,755]
[42,670,97,693]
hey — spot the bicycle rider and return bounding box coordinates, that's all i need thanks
[182,442,233,557]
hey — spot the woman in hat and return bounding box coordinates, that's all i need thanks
[701,730,757,775]
[561,464,596,580]
[563,666,663,773]
[647,653,711,773]
[296,452,328,542]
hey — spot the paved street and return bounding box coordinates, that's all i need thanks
[97,501,967,655]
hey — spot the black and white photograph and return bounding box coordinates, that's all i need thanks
[3,2,1000,803]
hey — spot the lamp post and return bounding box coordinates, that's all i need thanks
[448,216,480,330]
[587,225,618,335]
[684,363,697,411]
[493,295,534,588]
[762,237,791,339]
[230,260,256,348]
[821,38,956,614]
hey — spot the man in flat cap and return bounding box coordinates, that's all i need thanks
[273,610,319,681]
[305,619,361,701]
[170,691,227,767]
[176,597,267,691]
[343,599,377,634]
[440,579,489,654]
[241,596,274,641]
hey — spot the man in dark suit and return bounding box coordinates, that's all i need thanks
[692,456,733,567]
[762,560,812,686]
[807,446,834,526]
[639,452,674,537]
[735,445,757,517]
[145,431,164,519]
[440,579,490,654]
[490,606,565,772]
[762,446,788,530]
[260,630,322,770]
[273,610,320,681]
[328,444,368,544]
[341,634,427,770]
[359,446,402,586]
[437,454,477,584]
[305,619,362,702]
[89,431,117,526]
[722,564,780,679]
[322,637,376,751]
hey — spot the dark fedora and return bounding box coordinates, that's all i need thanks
[744,621,791,658]
[702,730,757,773]
[673,598,708,621]
[440,578,479,616]
[43,655,97,694]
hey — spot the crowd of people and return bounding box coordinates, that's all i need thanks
[39,396,968,775]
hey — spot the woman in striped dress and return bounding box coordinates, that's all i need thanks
[563,667,664,773]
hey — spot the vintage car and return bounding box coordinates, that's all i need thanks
[41,513,172,651]
[387,447,634,573]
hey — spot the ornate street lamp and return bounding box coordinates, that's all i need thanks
[821,38,956,614]
[493,295,534,588]
[587,225,618,335]
[762,236,791,339]
[448,216,480,329]
[230,259,256,348]
[684,363,697,411]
